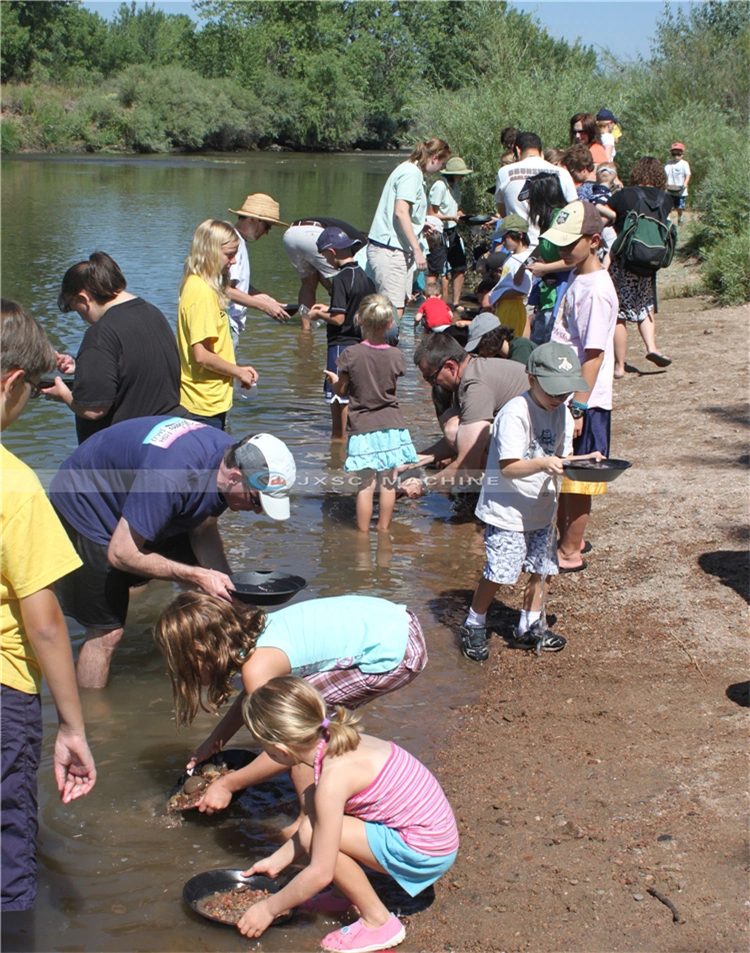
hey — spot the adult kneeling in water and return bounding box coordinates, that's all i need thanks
[154,593,427,816]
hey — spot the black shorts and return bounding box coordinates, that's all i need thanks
[54,513,198,630]
[426,242,448,277]
[445,229,467,273]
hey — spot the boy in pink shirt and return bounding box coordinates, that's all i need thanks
[544,201,618,571]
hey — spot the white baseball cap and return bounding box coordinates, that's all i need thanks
[234,434,296,521]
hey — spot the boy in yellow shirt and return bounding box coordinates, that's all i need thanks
[1,300,96,912]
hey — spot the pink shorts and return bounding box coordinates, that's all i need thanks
[306,611,427,709]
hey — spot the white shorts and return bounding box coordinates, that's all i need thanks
[367,243,414,311]
[282,225,339,280]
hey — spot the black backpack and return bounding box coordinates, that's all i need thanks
[611,188,677,278]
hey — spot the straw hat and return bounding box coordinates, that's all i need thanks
[228,193,289,228]
[442,157,473,176]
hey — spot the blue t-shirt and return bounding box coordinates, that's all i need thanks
[257,595,409,675]
[50,416,232,545]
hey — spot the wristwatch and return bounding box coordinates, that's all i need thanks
[569,401,587,420]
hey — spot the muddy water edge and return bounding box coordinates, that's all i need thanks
[1,153,486,952]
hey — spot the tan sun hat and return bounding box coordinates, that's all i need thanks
[442,156,473,176]
[228,193,289,228]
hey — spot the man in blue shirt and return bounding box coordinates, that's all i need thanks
[50,417,295,689]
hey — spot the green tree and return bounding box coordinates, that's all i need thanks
[0,1,108,82]
[650,0,749,121]
[102,2,196,75]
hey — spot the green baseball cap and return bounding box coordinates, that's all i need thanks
[498,213,529,236]
[527,342,590,396]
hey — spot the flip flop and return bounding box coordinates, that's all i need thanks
[646,352,672,367]
[558,560,588,574]
[581,540,593,555]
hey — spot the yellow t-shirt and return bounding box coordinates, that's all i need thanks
[177,274,236,416]
[1,445,82,694]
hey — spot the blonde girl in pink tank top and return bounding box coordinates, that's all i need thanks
[235,676,458,953]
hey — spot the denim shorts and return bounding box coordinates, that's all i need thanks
[1,686,43,911]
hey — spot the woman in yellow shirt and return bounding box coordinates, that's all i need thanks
[178,220,259,429]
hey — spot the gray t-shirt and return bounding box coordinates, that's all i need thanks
[456,357,529,425]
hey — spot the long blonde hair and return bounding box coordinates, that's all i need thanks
[242,676,361,758]
[153,592,266,727]
[180,219,239,306]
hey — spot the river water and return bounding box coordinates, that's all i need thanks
[1,153,483,952]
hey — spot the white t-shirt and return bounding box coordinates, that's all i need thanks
[369,161,427,251]
[226,230,250,336]
[664,158,691,195]
[428,177,460,230]
[494,157,578,244]
[488,248,533,305]
[475,392,573,531]
[600,131,616,159]
[551,269,618,410]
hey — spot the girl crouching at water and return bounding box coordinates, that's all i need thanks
[324,294,418,532]
[236,676,458,951]
[154,593,427,815]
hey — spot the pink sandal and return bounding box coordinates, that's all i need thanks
[321,913,405,952]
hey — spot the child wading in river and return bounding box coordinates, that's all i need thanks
[153,593,427,815]
[235,676,458,951]
[324,294,418,532]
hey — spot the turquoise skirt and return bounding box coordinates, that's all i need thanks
[344,428,418,473]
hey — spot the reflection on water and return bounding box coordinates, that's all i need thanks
[1,154,482,952]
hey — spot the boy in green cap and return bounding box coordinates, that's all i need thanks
[459,341,594,661]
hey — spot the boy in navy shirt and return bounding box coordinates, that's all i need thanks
[310,227,376,439]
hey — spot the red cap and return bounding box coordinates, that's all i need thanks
[670,142,685,152]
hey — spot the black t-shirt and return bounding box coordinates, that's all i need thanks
[327,262,376,346]
[72,297,182,444]
[608,187,673,234]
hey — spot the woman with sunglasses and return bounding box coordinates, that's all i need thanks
[569,113,608,165]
